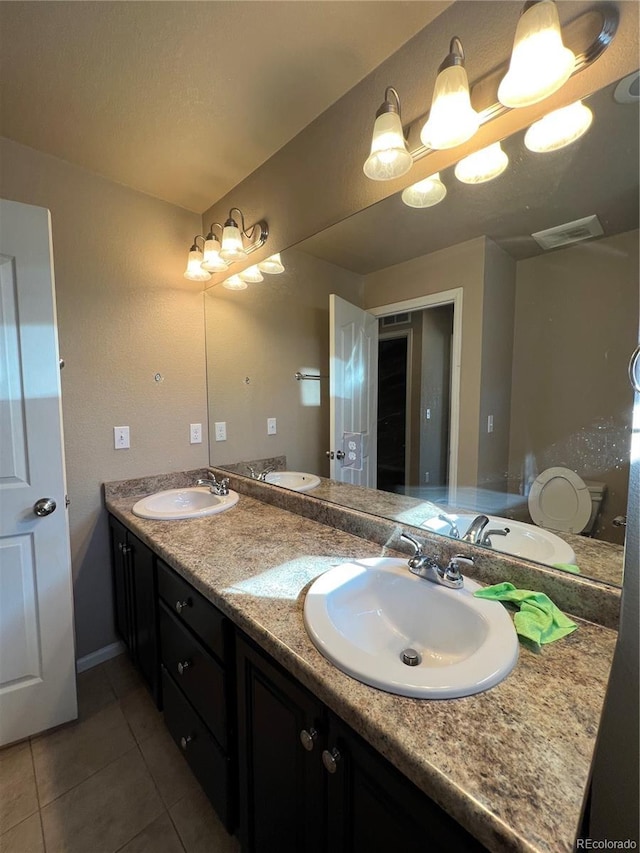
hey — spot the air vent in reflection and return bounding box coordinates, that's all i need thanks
[531,214,604,250]
[381,312,410,327]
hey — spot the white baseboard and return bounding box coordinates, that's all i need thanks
[76,641,126,674]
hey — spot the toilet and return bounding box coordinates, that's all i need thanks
[528,467,606,535]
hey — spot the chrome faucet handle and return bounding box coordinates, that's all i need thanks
[247,466,258,479]
[437,513,460,538]
[443,554,473,585]
[218,477,230,495]
[401,531,424,556]
[481,527,510,547]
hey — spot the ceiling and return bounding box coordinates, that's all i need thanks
[297,75,640,272]
[0,1,449,213]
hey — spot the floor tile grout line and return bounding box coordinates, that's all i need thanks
[111,808,173,853]
[38,807,48,853]
[28,737,44,811]
[166,803,189,853]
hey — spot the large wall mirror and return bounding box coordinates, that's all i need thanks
[205,72,639,589]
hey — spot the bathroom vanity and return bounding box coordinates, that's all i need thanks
[105,469,619,853]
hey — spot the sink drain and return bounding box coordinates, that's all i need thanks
[401,648,421,666]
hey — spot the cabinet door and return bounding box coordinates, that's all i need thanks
[108,515,134,652]
[129,531,160,705]
[326,715,486,853]
[236,636,326,853]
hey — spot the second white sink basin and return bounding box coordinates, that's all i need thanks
[304,558,518,699]
[264,471,320,492]
[132,487,239,520]
[422,514,576,567]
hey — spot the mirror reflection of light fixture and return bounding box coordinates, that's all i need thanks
[401,173,447,208]
[454,142,509,184]
[524,100,593,152]
[363,87,413,181]
[498,0,575,108]
[223,274,248,291]
[420,37,479,151]
[202,226,229,272]
[183,237,212,282]
[239,264,264,283]
[258,253,285,274]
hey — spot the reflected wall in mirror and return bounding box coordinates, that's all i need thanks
[205,73,639,588]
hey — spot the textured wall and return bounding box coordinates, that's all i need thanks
[0,138,208,657]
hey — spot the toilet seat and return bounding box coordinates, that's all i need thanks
[528,467,592,533]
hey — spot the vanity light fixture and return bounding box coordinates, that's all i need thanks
[239,264,264,283]
[454,142,509,184]
[201,227,229,272]
[419,37,479,151]
[363,87,413,181]
[498,0,575,109]
[524,100,593,152]
[401,173,447,208]
[223,274,248,291]
[258,253,285,274]
[183,237,212,282]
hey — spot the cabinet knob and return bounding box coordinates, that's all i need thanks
[175,599,191,614]
[180,735,193,751]
[177,660,191,676]
[300,728,318,751]
[322,747,341,774]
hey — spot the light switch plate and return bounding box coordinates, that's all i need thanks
[267,417,277,435]
[114,426,130,449]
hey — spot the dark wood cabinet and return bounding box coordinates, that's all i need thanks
[236,634,485,853]
[108,515,160,705]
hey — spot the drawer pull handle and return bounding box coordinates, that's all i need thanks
[175,599,191,614]
[180,735,193,751]
[322,747,341,774]
[177,660,191,676]
[300,728,318,752]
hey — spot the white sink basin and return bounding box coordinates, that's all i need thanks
[304,558,518,699]
[264,471,320,492]
[422,514,576,567]
[132,487,239,520]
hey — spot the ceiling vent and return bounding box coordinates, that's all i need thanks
[381,312,411,327]
[531,214,604,250]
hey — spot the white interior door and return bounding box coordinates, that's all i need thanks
[0,198,77,745]
[329,294,378,486]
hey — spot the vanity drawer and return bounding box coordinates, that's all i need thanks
[157,558,226,661]
[162,666,235,832]
[159,601,227,750]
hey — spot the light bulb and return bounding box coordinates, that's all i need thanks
[202,234,228,272]
[420,39,479,150]
[220,218,247,262]
[257,253,285,274]
[363,87,413,181]
[183,247,212,282]
[498,0,575,108]
[239,264,264,283]
[454,142,509,184]
[524,100,593,152]
[401,173,447,208]
[223,274,248,290]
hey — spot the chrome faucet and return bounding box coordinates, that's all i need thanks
[437,512,460,538]
[480,526,510,547]
[400,533,472,589]
[247,465,274,481]
[196,475,230,496]
[461,515,490,544]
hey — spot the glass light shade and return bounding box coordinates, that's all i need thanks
[183,249,212,282]
[222,274,248,290]
[239,264,264,283]
[220,222,247,261]
[363,111,413,180]
[524,100,593,152]
[498,0,575,108]
[257,253,285,274]
[420,65,479,150]
[201,236,229,272]
[401,173,447,208]
[454,142,509,184]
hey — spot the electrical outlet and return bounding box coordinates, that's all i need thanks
[267,417,277,435]
[190,423,202,444]
[114,426,130,449]
[214,421,227,441]
[487,414,494,434]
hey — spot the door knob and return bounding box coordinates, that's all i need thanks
[335,450,345,460]
[325,451,335,459]
[33,498,56,517]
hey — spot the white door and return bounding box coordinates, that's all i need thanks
[329,294,378,486]
[0,198,77,745]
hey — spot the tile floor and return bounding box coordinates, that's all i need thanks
[0,655,240,853]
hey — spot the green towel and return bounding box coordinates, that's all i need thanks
[552,562,580,574]
[474,582,578,648]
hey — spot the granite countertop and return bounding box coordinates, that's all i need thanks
[105,474,617,853]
